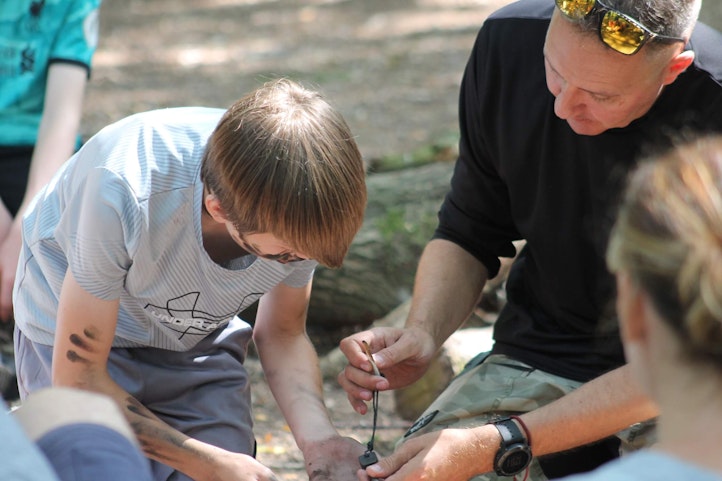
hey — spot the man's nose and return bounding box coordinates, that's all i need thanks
[554,86,583,119]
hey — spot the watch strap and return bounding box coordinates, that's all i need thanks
[510,415,532,446]
[494,417,526,445]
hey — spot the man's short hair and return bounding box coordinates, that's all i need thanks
[572,0,701,52]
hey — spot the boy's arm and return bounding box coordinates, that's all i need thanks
[53,270,276,481]
[254,281,365,481]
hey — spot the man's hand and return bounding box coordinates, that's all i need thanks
[358,426,499,481]
[302,435,367,481]
[0,220,22,322]
[337,326,437,414]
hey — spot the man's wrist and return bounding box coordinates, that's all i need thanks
[490,416,533,476]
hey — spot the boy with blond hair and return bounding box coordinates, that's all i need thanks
[13,78,368,481]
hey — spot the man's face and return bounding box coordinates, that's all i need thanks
[543,11,674,136]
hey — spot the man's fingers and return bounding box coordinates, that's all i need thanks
[337,369,372,414]
[340,357,387,391]
[366,446,414,481]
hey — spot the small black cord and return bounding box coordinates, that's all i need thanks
[359,340,382,472]
[367,388,379,452]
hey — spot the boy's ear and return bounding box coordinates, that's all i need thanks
[204,193,228,224]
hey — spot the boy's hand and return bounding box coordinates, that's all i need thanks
[201,450,279,481]
[302,435,367,481]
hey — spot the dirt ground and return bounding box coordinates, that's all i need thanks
[84,0,513,162]
[81,1,511,479]
[245,356,406,480]
[70,0,722,479]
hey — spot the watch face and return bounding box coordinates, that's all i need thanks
[498,445,532,476]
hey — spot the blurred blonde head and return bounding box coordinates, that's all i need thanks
[607,135,722,368]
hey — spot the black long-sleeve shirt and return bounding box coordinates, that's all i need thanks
[435,0,722,382]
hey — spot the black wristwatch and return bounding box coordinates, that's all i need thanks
[492,417,532,476]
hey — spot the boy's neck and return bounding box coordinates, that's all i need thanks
[200,207,250,264]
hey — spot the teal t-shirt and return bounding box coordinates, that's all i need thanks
[0,0,100,146]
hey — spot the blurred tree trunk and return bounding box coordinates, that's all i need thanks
[306,161,454,330]
[241,161,454,347]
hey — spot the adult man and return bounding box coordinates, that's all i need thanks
[339,1,722,480]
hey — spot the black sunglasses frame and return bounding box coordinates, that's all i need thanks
[555,0,686,55]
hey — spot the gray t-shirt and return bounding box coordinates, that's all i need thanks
[14,107,316,351]
[560,451,722,481]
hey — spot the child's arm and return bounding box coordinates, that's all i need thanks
[52,270,277,481]
[254,281,365,481]
[0,63,88,322]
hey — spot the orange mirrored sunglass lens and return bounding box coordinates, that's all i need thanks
[600,11,645,54]
[556,0,595,17]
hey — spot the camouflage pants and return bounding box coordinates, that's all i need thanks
[398,353,656,481]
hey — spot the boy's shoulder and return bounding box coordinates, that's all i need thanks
[86,106,226,163]
[66,107,225,197]
[103,107,225,135]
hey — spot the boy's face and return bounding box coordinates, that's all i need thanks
[204,189,309,263]
[231,231,309,264]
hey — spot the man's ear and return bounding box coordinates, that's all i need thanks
[661,49,695,86]
[204,192,228,224]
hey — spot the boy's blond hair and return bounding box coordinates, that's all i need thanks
[201,79,367,268]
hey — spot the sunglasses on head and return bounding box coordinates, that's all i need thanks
[555,0,686,55]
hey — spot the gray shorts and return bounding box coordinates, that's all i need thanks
[15,318,254,481]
